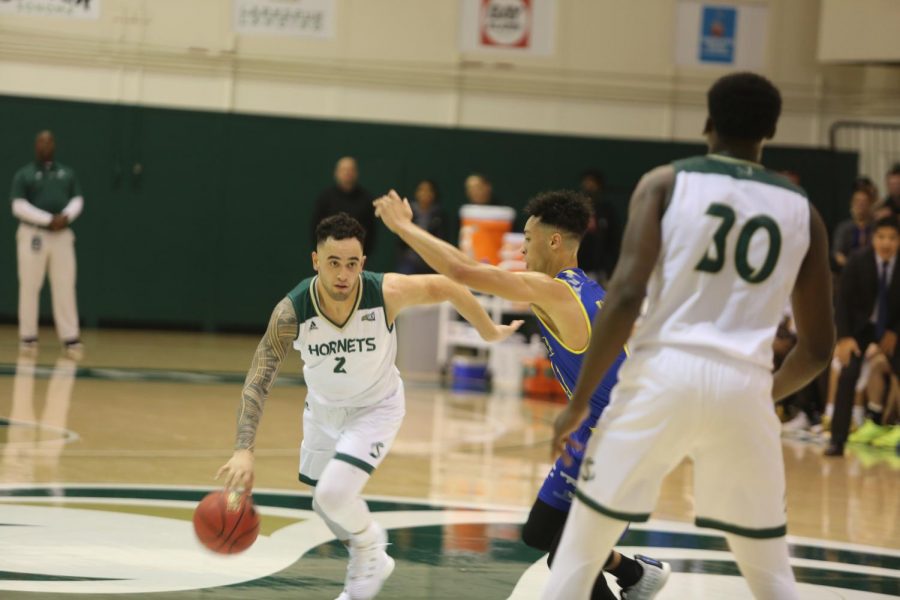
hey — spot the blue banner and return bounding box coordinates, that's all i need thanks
[699,5,737,64]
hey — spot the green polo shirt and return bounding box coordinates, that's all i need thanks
[9,161,82,214]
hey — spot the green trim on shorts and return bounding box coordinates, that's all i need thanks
[574,489,651,522]
[696,516,787,539]
[298,473,318,487]
[333,452,375,475]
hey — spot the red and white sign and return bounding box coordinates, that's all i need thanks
[460,0,555,56]
[480,0,532,49]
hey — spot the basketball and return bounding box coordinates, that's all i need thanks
[192,490,260,554]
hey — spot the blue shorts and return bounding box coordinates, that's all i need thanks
[537,414,598,512]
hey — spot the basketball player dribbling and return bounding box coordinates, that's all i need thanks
[216,213,522,600]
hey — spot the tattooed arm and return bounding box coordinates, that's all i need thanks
[216,297,298,491]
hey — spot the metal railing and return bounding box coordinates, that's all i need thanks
[830,121,900,192]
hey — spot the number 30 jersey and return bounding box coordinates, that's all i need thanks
[629,155,810,369]
[287,271,400,407]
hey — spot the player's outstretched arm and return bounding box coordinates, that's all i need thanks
[383,273,523,342]
[216,297,298,491]
[374,190,558,304]
[772,206,835,400]
[552,166,670,462]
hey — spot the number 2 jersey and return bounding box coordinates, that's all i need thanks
[629,155,810,369]
[287,271,400,407]
[534,268,626,419]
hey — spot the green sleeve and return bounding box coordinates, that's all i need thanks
[9,170,26,202]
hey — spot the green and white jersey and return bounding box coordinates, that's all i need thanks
[630,155,810,370]
[287,271,400,407]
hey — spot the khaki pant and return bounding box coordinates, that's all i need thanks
[16,223,80,343]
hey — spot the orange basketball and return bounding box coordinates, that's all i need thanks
[192,490,260,554]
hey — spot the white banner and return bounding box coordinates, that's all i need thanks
[675,1,768,70]
[459,0,556,56]
[0,0,100,19]
[233,0,335,39]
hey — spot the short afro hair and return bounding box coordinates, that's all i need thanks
[315,212,366,249]
[524,190,592,239]
[707,72,781,142]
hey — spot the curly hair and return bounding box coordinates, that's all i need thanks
[315,212,366,248]
[524,190,592,239]
[708,72,781,142]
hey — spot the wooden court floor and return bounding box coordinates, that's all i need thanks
[0,325,898,599]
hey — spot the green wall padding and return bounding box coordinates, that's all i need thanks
[0,94,857,332]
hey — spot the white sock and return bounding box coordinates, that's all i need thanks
[313,459,373,538]
[725,533,799,600]
[540,499,626,599]
[352,521,379,547]
[312,497,352,542]
[853,405,866,426]
[825,403,834,418]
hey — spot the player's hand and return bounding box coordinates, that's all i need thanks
[216,449,255,492]
[373,190,414,233]
[880,331,897,358]
[482,319,524,342]
[551,404,588,467]
[835,337,861,366]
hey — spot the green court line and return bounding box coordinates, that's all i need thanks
[0,486,445,513]
[620,529,900,571]
[0,364,447,390]
[666,559,899,596]
[0,363,305,387]
[239,528,900,597]
[0,570,124,582]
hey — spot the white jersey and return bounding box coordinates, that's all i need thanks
[288,271,400,407]
[630,155,810,369]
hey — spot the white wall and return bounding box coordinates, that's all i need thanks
[819,0,900,63]
[0,0,898,146]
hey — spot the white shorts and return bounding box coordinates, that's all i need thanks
[576,346,788,538]
[299,381,405,486]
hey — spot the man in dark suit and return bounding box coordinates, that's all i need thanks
[828,216,900,456]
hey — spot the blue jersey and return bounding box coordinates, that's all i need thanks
[533,268,626,418]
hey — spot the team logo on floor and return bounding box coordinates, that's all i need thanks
[0,485,897,598]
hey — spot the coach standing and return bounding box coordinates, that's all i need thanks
[10,130,84,359]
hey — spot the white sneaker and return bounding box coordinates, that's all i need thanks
[782,412,811,432]
[334,590,350,600]
[621,554,671,600]
[346,523,394,600]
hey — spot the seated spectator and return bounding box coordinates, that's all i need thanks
[396,180,447,274]
[828,216,900,456]
[832,186,875,271]
[777,309,825,433]
[822,344,889,435]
